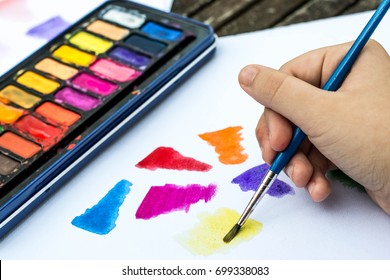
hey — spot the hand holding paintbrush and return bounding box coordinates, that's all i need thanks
[224,0,390,243]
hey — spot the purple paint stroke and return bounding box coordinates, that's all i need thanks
[27,16,70,40]
[135,183,217,220]
[232,164,295,198]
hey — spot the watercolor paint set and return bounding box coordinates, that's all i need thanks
[0,0,216,237]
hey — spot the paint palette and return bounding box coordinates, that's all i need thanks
[0,0,216,237]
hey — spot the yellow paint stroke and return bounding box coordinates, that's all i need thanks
[199,126,248,164]
[176,208,262,256]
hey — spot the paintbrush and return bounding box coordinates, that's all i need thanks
[223,0,390,243]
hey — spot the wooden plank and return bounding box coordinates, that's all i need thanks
[276,0,358,26]
[343,0,381,14]
[217,0,309,36]
[171,0,383,37]
[190,0,259,30]
[171,0,215,17]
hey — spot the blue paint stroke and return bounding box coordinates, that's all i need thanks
[232,164,295,198]
[26,16,70,40]
[71,180,132,235]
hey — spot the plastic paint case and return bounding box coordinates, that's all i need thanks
[0,0,216,238]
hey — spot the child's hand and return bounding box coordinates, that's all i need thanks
[238,40,390,214]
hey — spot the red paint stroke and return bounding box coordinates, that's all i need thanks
[135,146,212,172]
[135,183,217,220]
[199,126,248,164]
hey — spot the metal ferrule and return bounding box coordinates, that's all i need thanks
[237,170,277,226]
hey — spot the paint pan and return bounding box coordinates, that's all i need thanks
[0,0,216,238]
[125,34,167,55]
[35,58,78,80]
[107,46,151,69]
[0,153,20,176]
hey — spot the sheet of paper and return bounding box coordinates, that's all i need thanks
[1,6,390,259]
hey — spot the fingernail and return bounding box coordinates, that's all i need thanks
[285,165,293,179]
[307,182,315,196]
[239,65,258,87]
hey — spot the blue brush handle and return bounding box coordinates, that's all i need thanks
[270,0,390,175]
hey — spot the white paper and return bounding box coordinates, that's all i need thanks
[1,7,390,259]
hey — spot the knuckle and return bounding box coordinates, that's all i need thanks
[255,121,266,143]
[265,73,290,107]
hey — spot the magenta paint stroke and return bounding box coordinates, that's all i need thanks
[136,183,217,220]
[232,164,295,198]
[26,16,71,40]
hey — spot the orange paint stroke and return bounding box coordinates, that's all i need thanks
[199,126,248,164]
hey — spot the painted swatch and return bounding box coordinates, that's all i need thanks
[136,183,217,220]
[176,208,262,256]
[71,180,131,235]
[327,169,366,193]
[232,164,295,198]
[199,126,248,164]
[26,16,71,40]
[135,146,212,172]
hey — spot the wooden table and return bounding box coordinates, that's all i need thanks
[172,0,382,36]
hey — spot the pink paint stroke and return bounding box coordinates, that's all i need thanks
[135,183,217,220]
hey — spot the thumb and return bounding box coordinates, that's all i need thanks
[239,64,332,132]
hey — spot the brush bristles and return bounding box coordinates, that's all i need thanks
[223,224,241,243]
